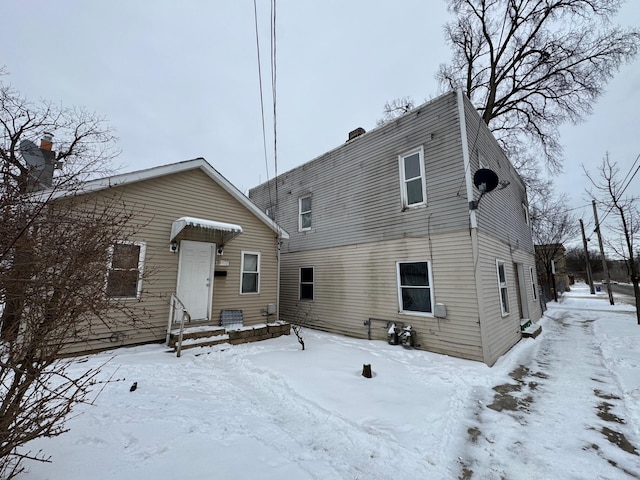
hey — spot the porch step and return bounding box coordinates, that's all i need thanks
[176,334,230,351]
[522,323,542,339]
[168,325,226,348]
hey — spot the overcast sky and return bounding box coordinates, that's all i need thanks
[2,1,638,249]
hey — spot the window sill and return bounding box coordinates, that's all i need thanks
[398,310,434,318]
[401,203,427,212]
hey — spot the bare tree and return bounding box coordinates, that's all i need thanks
[375,96,416,126]
[281,303,318,351]
[437,0,640,172]
[531,191,578,301]
[0,74,145,478]
[584,153,640,324]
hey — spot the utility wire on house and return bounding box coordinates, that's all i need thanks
[270,0,278,217]
[253,0,273,214]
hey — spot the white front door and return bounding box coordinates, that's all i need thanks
[176,240,215,321]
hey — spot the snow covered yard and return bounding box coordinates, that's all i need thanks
[17,283,640,479]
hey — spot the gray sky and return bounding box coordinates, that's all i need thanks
[2,1,639,250]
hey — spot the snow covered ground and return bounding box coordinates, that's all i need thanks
[18,283,640,479]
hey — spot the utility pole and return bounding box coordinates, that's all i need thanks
[592,201,614,305]
[580,219,595,294]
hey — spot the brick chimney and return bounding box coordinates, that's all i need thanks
[347,127,366,142]
[40,132,53,151]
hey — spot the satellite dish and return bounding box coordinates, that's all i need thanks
[19,139,55,189]
[473,168,499,193]
[19,140,45,168]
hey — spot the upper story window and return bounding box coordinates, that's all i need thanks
[396,260,434,315]
[399,146,426,208]
[522,202,530,225]
[241,251,260,294]
[106,241,146,299]
[299,267,314,301]
[299,196,312,231]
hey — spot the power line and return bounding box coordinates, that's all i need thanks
[253,0,272,210]
[271,0,278,215]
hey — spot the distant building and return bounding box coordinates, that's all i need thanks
[535,243,569,300]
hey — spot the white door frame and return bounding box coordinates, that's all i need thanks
[176,240,215,321]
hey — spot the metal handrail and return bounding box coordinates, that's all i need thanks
[166,293,190,351]
[175,309,191,358]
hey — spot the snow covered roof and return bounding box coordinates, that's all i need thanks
[170,217,242,243]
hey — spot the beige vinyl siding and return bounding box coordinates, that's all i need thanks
[475,231,542,365]
[250,91,471,253]
[279,231,484,362]
[62,168,279,354]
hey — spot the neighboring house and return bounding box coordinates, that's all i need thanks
[535,243,569,301]
[250,90,541,366]
[51,158,289,353]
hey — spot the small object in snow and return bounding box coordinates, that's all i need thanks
[129,382,137,392]
[362,364,372,378]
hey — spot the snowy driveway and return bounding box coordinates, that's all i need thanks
[18,284,640,480]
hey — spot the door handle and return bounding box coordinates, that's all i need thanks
[206,278,210,287]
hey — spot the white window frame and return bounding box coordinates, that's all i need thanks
[106,241,146,300]
[522,202,530,225]
[396,260,434,316]
[240,251,261,294]
[530,266,538,300]
[299,196,312,232]
[398,146,427,208]
[299,266,314,301]
[496,260,510,316]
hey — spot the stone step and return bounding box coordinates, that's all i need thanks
[175,334,230,352]
[522,324,542,339]
[168,325,226,347]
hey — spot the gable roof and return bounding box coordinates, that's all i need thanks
[49,158,289,239]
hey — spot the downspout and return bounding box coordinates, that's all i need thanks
[457,88,491,365]
[276,236,281,322]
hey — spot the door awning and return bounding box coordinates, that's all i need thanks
[170,217,243,245]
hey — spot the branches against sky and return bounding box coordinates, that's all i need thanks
[437,0,640,173]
